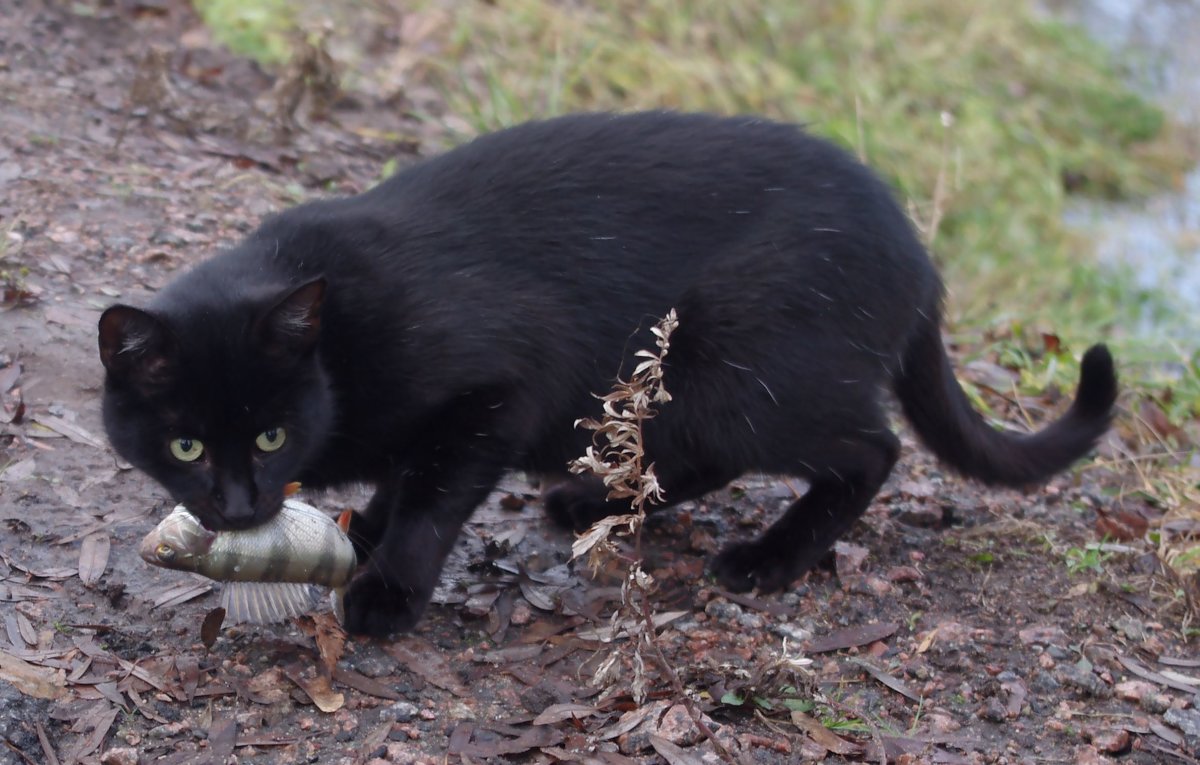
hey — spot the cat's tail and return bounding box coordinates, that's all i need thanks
[893,315,1117,487]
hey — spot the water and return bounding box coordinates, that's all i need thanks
[1052,0,1200,345]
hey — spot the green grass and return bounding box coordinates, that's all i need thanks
[412,0,1184,340]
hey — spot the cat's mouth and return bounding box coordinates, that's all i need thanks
[186,494,286,532]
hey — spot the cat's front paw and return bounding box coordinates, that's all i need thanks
[341,570,431,637]
[711,540,802,593]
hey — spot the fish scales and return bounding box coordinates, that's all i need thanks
[140,500,356,588]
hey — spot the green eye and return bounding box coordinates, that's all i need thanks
[255,428,286,452]
[169,438,204,462]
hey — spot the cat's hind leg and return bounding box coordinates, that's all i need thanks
[710,428,900,593]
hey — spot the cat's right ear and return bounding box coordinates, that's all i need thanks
[98,306,176,388]
[257,277,326,361]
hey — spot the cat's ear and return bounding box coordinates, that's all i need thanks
[257,278,326,360]
[98,306,177,388]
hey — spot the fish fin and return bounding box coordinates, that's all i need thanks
[283,481,302,497]
[330,586,346,626]
[336,510,352,534]
[221,581,319,624]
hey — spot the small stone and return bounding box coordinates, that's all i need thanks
[1056,663,1111,699]
[1073,744,1114,765]
[353,654,393,678]
[654,704,704,746]
[1140,692,1172,714]
[888,566,922,583]
[383,701,419,723]
[771,621,812,643]
[1165,707,1200,739]
[896,503,944,528]
[1090,728,1130,754]
[704,599,743,622]
[926,712,961,734]
[736,611,764,630]
[100,748,139,765]
[1113,680,1155,703]
[979,698,1006,722]
[863,575,893,597]
[510,601,533,625]
[1111,616,1147,642]
[1018,625,1069,647]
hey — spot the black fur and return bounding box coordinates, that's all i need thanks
[98,112,1117,636]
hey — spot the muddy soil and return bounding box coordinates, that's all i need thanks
[1,2,1197,764]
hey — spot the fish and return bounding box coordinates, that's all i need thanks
[139,498,358,624]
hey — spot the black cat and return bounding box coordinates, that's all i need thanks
[98,111,1117,636]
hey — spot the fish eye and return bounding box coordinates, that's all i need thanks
[155,543,176,562]
[255,428,286,453]
[169,438,205,463]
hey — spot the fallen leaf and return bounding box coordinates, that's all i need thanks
[78,532,110,586]
[149,579,212,609]
[283,664,344,713]
[806,622,898,653]
[648,735,707,765]
[790,711,864,756]
[209,714,237,762]
[849,658,922,701]
[532,703,600,726]
[331,666,401,700]
[0,646,67,699]
[175,654,200,703]
[0,361,20,394]
[200,608,225,648]
[575,610,687,642]
[35,721,60,765]
[29,414,106,449]
[303,612,346,676]
[0,457,36,482]
[384,636,468,696]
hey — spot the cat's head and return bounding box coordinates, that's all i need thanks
[98,278,334,531]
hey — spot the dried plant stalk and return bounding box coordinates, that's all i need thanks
[569,310,740,764]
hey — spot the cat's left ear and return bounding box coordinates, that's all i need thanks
[257,277,326,360]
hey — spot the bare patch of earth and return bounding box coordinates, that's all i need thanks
[0,2,1197,764]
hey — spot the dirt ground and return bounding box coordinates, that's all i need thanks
[1,2,1198,764]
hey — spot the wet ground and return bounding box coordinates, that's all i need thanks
[1,2,1198,764]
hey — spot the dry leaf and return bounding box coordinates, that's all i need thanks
[532,703,600,726]
[311,612,346,676]
[648,735,707,765]
[806,622,899,653]
[384,636,468,696]
[790,711,864,756]
[78,532,110,586]
[200,608,225,648]
[0,646,68,699]
[284,665,344,713]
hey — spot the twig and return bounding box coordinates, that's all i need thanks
[638,593,742,765]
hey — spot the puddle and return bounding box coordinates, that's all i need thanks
[1050,0,1200,347]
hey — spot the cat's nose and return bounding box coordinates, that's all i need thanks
[216,481,258,528]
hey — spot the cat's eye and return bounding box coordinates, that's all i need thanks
[255,428,286,452]
[169,438,205,463]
